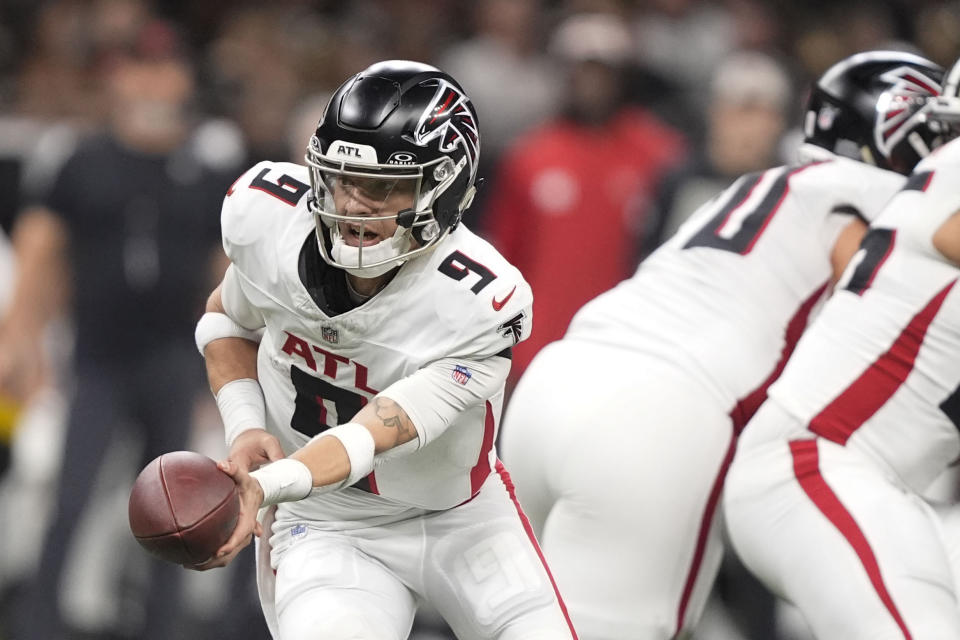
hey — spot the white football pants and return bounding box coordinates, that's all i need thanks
[724,400,960,640]
[256,465,577,639]
[500,339,737,639]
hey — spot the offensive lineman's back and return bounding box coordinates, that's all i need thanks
[567,155,905,419]
[740,136,960,492]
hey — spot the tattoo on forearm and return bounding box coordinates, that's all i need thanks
[373,397,416,445]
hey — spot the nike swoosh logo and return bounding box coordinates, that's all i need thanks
[492,286,517,311]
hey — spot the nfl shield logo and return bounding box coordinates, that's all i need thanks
[321,326,339,344]
[452,365,472,385]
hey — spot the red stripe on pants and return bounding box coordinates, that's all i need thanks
[790,439,912,639]
[674,433,738,637]
[495,460,579,639]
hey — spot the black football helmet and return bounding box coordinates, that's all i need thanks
[306,60,481,276]
[803,51,945,174]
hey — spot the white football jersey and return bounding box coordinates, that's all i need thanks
[565,155,906,431]
[753,138,960,492]
[220,161,532,516]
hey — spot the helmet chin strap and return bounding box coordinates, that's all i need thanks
[330,226,411,278]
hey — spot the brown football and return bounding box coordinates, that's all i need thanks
[128,451,239,566]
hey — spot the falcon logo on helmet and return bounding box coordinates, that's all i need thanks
[414,80,480,178]
[874,66,941,159]
[801,51,946,175]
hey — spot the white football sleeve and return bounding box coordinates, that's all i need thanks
[376,354,511,454]
[220,263,266,331]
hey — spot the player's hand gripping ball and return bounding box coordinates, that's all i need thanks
[128,451,240,566]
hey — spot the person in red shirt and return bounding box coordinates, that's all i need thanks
[483,12,686,386]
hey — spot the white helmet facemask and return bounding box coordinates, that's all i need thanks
[306,136,460,278]
[328,223,413,278]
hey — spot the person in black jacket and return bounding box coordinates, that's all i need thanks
[0,22,243,640]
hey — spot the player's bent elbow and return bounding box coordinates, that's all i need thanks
[205,283,226,313]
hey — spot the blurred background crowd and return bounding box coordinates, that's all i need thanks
[0,0,958,639]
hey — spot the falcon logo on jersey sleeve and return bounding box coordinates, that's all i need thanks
[497,311,527,345]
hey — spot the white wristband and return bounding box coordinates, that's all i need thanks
[250,458,313,507]
[215,378,265,447]
[195,311,262,356]
[313,422,376,488]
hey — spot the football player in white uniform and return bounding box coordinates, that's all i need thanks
[190,61,577,640]
[498,51,945,639]
[722,57,960,639]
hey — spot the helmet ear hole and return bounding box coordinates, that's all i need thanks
[413,220,440,245]
[397,207,440,245]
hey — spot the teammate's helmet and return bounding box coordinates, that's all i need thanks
[306,60,481,276]
[803,51,944,174]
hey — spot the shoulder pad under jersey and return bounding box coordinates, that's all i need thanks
[872,137,960,243]
[789,157,906,225]
[221,160,313,260]
[420,226,533,357]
